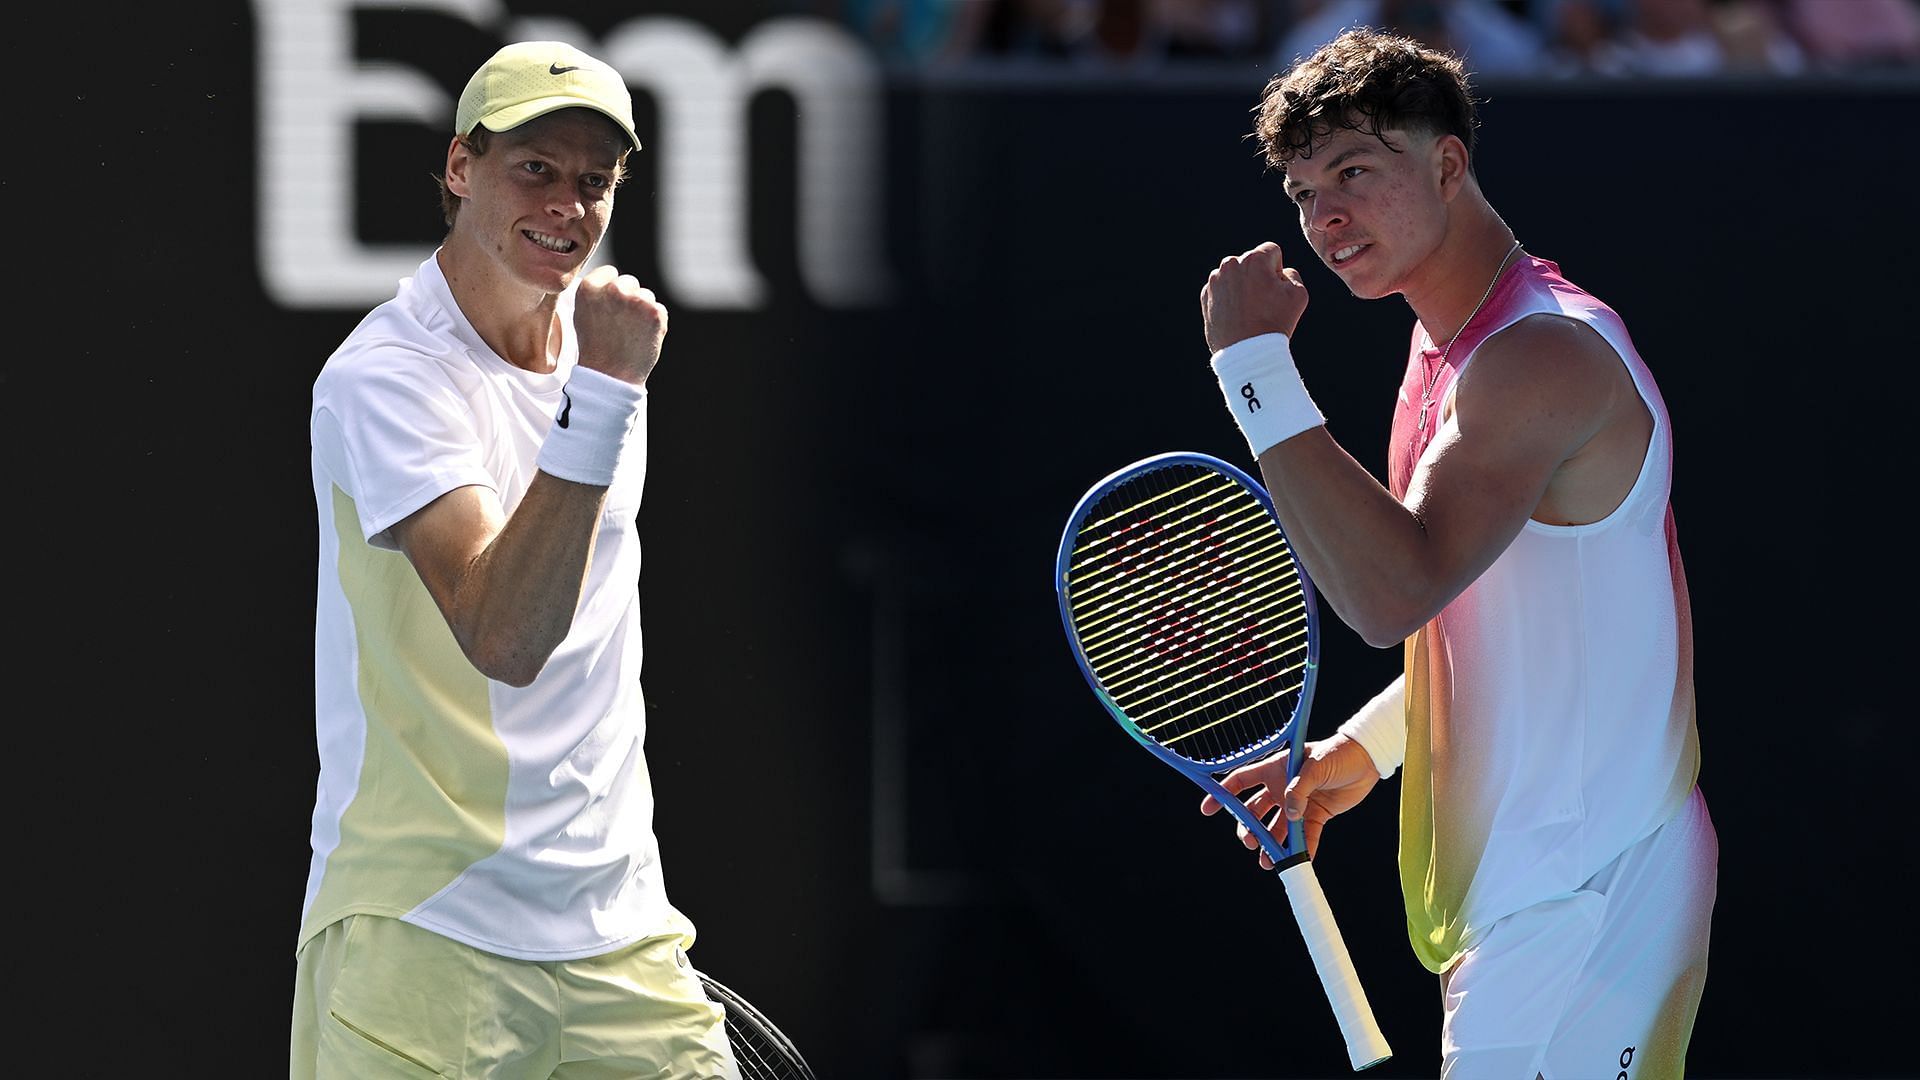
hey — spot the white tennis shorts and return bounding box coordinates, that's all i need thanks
[1440,785,1717,1080]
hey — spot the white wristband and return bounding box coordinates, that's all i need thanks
[535,366,647,487]
[1337,674,1406,779]
[1209,333,1326,457]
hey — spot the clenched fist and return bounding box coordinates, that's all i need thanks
[574,264,668,386]
[1200,241,1309,354]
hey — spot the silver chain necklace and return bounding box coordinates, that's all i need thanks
[1419,239,1522,434]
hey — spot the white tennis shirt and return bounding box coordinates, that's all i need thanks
[302,252,677,961]
[1387,256,1703,974]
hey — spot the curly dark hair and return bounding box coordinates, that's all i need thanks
[1253,28,1479,173]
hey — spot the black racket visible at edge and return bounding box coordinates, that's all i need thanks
[698,972,817,1080]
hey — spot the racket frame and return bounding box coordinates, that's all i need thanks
[698,970,817,1080]
[1056,450,1320,868]
[1055,450,1391,1071]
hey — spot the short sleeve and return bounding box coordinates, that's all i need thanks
[311,348,498,549]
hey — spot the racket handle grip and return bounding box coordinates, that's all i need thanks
[1278,859,1393,1071]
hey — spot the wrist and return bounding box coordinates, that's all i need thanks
[535,366,647,487]
[1209,333,1325,458]
[1336,675,1406,780]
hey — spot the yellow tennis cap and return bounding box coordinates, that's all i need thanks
[455,41,641,151]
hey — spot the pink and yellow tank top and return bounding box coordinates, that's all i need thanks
[1388,255,1700,973]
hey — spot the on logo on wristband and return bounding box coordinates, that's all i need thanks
[1211,334,1324,457]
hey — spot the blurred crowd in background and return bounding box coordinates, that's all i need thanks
[806,0,1920,77]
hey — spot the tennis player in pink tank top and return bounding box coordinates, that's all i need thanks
[1194,27,1717,1080]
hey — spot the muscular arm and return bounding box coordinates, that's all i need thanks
[1257,315,1637,647]
[388,264,667,688]
[388,477,609,687]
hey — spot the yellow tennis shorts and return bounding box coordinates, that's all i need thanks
[290,913,739,1079]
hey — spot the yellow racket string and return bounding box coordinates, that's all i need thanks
[1115,618,1309,721]
[1064,464,1313,761]
[1081,573,1302,679]
[1071,527,1293,647]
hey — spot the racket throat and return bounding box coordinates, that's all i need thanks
[1272,849,1310,873]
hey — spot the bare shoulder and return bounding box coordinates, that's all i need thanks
[1451,313,1634,447]
[1470,312,1625,392]
[1457,314,1652,524]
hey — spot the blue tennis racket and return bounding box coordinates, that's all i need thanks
[1055,451,1391,1071]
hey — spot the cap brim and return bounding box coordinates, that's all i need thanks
[475,98,641,151]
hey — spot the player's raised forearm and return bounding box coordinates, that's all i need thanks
[1253,429,1448,648]
[1261,323,1620,647]
[1201,243,1439,644]
[397,369,645,686]
[450,475,607,686]
[438,267,660,685]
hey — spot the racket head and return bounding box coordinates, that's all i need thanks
[1056,451,1321,862]
[699,971,817,1080]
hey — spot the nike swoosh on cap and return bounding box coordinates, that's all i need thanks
[550,63,580,74]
